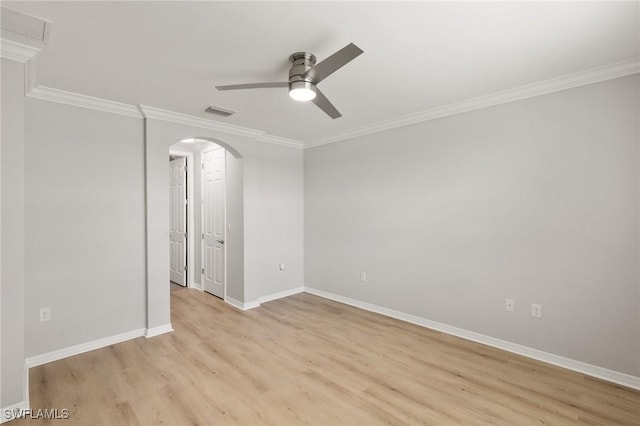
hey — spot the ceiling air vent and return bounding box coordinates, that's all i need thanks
[205,105,235,117]
[1,7,51,42]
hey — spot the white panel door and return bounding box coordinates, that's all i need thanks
[202,148,225,298]
[169,157,187,286]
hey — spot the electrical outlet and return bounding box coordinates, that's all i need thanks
[531,303,543,319]
[278,263,285,272]
[39,307,51,322]
[360,272,367,282]
[505,299,515,312]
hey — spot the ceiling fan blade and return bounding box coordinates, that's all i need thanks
[216,82,288,91]
[303,43,363,84]
[312,87,341,119]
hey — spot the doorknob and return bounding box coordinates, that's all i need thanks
[217,239,225,245]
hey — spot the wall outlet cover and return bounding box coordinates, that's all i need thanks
[505,299,515,312]
[39,307,51,322]
[531,303,543,319]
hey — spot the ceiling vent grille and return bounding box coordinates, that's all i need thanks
[205,105,235,117]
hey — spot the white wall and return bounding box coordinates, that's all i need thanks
[1,58,26,408]
[304,75,640,376]
[24,99,146,356]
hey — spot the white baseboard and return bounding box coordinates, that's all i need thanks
[187,281,204,291]
[225,286,305,311]
[243,300,261,310]
[1,401,29,424]
[304,287,640,390]
[23,362,30,413]
[25,328,146,368]
[258,286,305,304]
[224,296,260,311]
[145,323,174,338]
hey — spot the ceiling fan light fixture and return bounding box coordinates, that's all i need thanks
[289,81,316,102]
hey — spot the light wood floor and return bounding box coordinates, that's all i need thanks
[16,285,639,425]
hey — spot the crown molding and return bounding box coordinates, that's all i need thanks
[23,85,304,149]
[0,38,40,94]
[139,105,304,149]
[18,56,637,151]
[27,86,144,118]
[0,38,39,62]
[139,105,262,137]
[306,58,640,149]
[256,133,304,149]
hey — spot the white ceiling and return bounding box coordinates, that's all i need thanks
[5,1,639,143]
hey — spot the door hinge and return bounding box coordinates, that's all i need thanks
[184,265,187,272]
[201,268,205,275]
[201,233,204,239]
[201,163,205,169]
[184,232,187,239]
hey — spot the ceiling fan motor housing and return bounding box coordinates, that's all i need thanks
[289,52,317,93]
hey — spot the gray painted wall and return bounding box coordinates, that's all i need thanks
[24,99,146,356]
[224,152,244,301]
[243,143,304,301]
[1,58,26,408]
[19,100,303,359]
[304,75,640,376]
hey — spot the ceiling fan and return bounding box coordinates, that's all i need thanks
[215,43,364,119]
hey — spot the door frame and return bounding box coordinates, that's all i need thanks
[200,144,227,299]
[169,148,197,290]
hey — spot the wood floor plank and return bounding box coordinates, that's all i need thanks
[13,287,640,425]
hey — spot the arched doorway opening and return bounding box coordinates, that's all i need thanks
[143,122,245,337]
